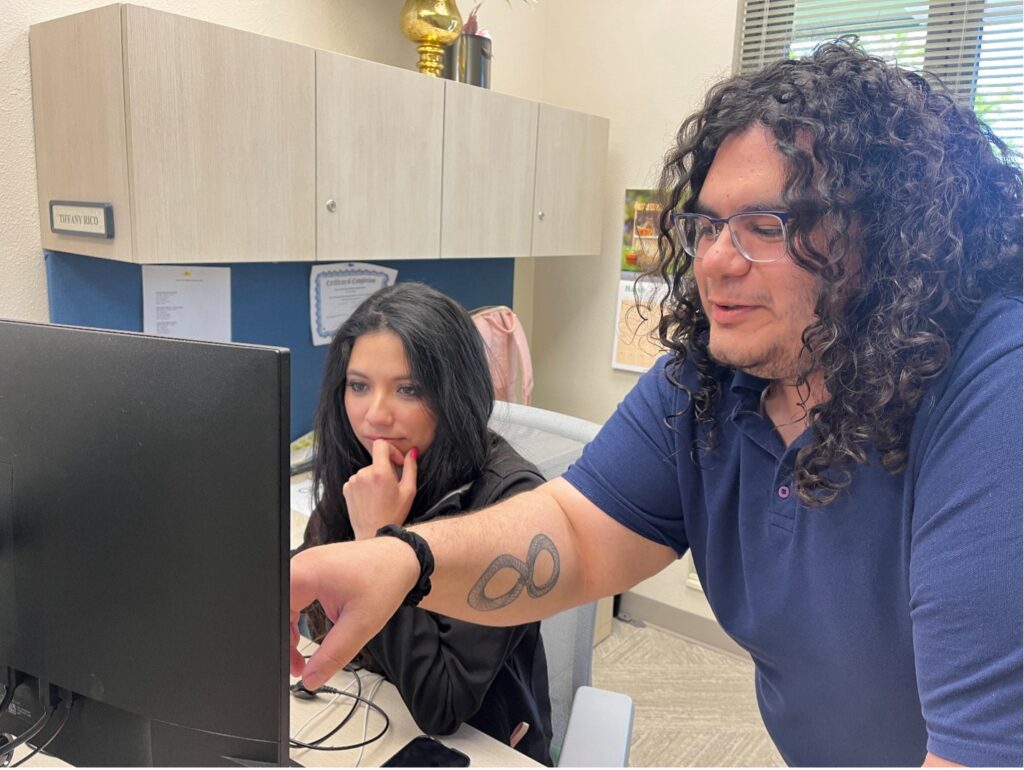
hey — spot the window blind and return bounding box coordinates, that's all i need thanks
[735,0,1024,154]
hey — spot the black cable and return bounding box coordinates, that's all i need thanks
[0,708,55,766]
[11,701,72,768]
[288,691,390,752]
[288,663,364,749]
[288,668,390,752]
[289,668,362,748]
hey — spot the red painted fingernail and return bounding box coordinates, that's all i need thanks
[411,447,418,460]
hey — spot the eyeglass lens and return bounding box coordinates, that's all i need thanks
[677,213,786,263]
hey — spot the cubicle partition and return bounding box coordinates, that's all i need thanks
[45,251,515,440]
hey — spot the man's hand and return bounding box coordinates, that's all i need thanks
[290,537,420,690]
[344,440,418,540]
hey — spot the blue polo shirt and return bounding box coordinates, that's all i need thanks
[564,296,1022,766]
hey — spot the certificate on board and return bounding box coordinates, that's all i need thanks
[142,265,231,342]
[309,262,398,346]
[612,276,666,373]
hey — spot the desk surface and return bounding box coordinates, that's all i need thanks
[290,663,539,767]
[12,665,539,768]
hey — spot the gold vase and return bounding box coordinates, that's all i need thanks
[399,0,463,77]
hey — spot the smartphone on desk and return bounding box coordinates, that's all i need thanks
[381,735,470,767]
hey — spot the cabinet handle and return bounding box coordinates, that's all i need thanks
[537,211,545,221]
[326,199,337,213]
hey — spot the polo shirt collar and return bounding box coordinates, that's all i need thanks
[727,368,813,458]
[730,369,770,398]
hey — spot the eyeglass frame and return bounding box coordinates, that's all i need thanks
[670,210,792,264]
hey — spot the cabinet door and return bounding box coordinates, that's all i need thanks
[124,6,315,264]
[441,82,538,259]
[30,5,134,263]
[317,52,443,262]
[531,105,609,257]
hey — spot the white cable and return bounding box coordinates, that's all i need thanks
[290,668,359,756]
[292,690,342,742]
[293,639,391,760]
[354,674,387,767]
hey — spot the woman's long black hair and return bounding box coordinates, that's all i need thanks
[651,39,1022,506]
[303,282,495,546]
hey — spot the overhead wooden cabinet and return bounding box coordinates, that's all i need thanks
[31,4,315,264]
[30,4,609,265]
[441,82,539,259]
[531,104,609,258]
[317,52,444,261]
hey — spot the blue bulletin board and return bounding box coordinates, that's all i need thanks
[45,251,516,439]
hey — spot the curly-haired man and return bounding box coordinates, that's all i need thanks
[291,41,1022,766]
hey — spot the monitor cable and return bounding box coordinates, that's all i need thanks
[0,708,55,768]
[353,673,387,767]
[10,698,72,768]
[290,663,362,746]
[290,667,359,742]
[288,667,390,752]
[292,686,344,740]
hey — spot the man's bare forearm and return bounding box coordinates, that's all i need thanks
[409,478,675,626]
[409,484,585,625]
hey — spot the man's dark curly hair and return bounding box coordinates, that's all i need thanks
[653,38,1022,506]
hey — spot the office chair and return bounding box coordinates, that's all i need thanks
[489,402,635,767]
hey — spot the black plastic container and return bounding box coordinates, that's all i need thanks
[443,33,492,88]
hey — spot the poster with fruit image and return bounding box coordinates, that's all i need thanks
[621,188,662,275]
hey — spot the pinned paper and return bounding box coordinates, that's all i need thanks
[142,265,231,342]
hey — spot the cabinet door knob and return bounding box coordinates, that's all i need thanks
[325,199,337,213]
[537,211,545,221]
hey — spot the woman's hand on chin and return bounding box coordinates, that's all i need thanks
[345,439,418,540]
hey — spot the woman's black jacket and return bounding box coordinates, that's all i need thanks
[300,434,554,765]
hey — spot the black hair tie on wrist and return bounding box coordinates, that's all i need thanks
[375,525,434,607]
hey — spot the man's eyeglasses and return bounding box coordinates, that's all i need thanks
[671,211,790,264]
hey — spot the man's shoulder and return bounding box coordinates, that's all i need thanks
[961,293,1021,341]
[948,294,1022,371]
[913,294,1022,436]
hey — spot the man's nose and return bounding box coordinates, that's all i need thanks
[701,225,750,276]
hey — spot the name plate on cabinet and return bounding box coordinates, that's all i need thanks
[49,201,114,238]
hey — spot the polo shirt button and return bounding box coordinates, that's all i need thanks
[777,485,791,499]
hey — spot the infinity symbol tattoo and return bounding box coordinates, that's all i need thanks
[467,533,560,611]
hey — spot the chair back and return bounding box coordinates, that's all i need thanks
[487,400,600,481]
[541,602,597,757]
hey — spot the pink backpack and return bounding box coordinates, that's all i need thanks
[471,306,533,405]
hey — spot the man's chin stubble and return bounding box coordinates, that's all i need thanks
[708,344,797,381]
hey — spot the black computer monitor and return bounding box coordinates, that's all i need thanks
[0,320,290,766]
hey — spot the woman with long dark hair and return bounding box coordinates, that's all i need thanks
[298,282,552,764]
